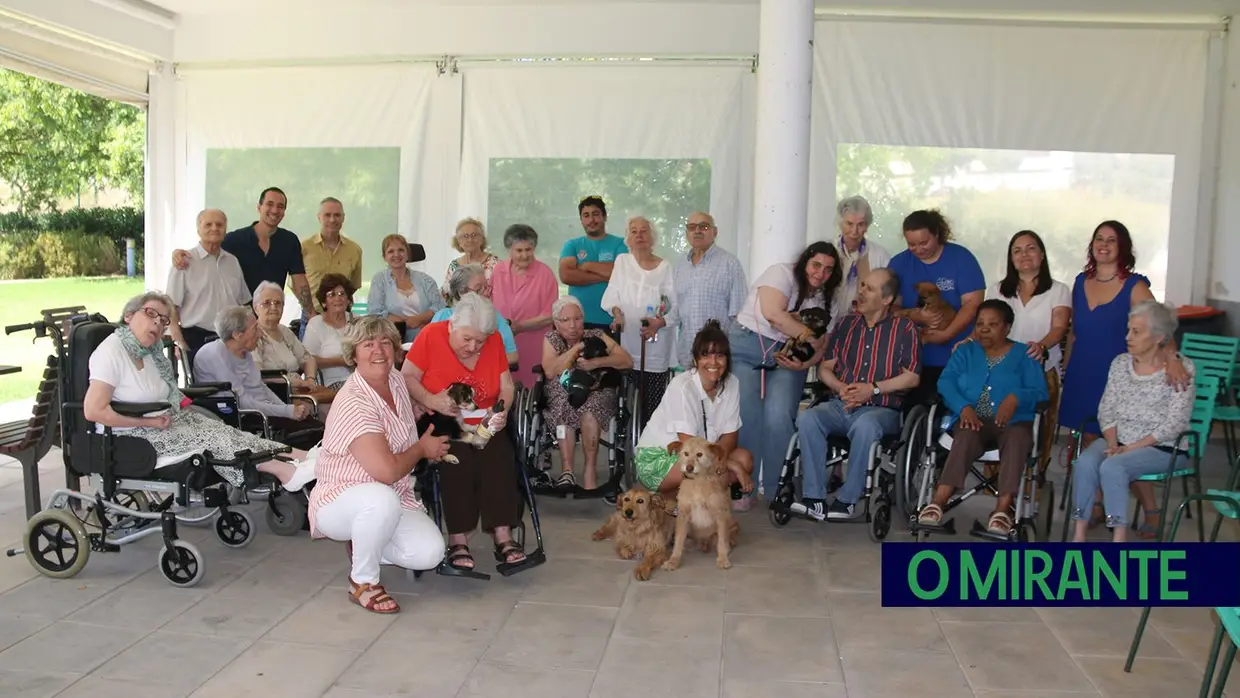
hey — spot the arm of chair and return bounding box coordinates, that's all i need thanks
[109,400,172,418]
[183,381,232,399]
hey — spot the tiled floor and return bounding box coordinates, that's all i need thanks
[0,439,1234,698]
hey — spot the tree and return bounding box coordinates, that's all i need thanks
[0,69,144,212]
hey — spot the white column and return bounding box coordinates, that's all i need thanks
[749,0,815,275]
[144,62,177,291]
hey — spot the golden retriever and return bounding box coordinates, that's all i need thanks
[661,437,740,571]
[592,487,674,580]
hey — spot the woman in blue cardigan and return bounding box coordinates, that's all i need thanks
[918,299,1049,536]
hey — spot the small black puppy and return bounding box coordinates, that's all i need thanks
[562,335,623,408]
[779,307,831,363]
[415,383,506,463]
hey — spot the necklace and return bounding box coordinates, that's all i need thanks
[1094,272,1118,283]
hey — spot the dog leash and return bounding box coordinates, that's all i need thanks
[752,297,778,399]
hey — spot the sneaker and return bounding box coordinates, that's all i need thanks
[802,498,826,521]
[826,499,862,521]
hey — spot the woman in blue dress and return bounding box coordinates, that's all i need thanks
[1059,220,1188,535]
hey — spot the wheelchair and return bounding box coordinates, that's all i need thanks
[171,338,321,537]
[767,384,931,543]
[411,402,547,581]
[4,316,292,587]
[514,364,640,502]
[903,398,1055,542]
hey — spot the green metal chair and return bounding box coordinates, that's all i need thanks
[1125,478,1240,696]
[1180,333,1239,466]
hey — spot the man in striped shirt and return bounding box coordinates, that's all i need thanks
[796,268,923,521]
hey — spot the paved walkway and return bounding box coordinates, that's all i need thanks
[0,441,1232,697]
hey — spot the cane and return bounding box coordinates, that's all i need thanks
[638,319,649,428]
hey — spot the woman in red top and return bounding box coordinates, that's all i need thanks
[402,292,525,571]
[309,316,451,614]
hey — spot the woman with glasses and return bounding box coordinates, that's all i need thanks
[82,292,317,491]
[303,274,357,389]
[442,218,500,300]
[252,281,321,391]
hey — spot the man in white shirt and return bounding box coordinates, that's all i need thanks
[167,209,252,361]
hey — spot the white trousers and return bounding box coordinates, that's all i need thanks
[314,482,445,584]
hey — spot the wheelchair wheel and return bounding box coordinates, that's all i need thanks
[159,540,205,588]
[214,509,256,548]
[266,492,308,536]
[869,498,891,543]
[769,482,796,527]
[894,405,930,520]
[24,508,91,580]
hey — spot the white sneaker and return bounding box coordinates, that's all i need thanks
[283,452,318,493]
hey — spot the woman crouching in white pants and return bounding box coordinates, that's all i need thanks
[309,315,451,614]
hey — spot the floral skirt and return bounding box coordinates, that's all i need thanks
[126,409,287,487]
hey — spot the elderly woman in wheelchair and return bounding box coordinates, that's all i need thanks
[916,299,1048,538]
[86,293,318,493]
[541,296,633,492]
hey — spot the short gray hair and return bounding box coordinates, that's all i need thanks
[1130,300,1178,346]
[253,281,284,304]
[837,195,874,226]
[446,263,485,303]
[552,295,583,320]
[627,215,656,237]
[341,315,402,368]
[449,292,498,335]
[503,223,538,249]
[120,292,173,325]
[215,306,255,340]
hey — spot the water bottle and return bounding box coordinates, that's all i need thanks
[644,305,657,343]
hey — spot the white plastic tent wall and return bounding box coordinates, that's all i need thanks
[1,0,1238,324]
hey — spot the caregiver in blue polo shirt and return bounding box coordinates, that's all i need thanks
[887,209,986,407]
[559,196,628,330]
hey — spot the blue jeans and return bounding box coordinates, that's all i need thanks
[798,400,901,504]
[729,328,808,499]
[1070,439,1187,527]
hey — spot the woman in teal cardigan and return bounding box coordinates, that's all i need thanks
[434,263,519,365]
[918,299,1049,536]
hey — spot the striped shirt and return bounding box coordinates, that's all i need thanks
[307,369,422,537]
[672,244,748,367]
[826,313,922,409]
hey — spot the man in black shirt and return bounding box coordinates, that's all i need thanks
[171,187,316,321]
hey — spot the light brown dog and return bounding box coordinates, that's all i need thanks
[661,437,740,571]
[915,281,958,329]
[592,487,674,580]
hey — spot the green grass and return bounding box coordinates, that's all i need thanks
[0,277,144,404]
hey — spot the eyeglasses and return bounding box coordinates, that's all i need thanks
[554,316,583,324]
[325,290,349,298]
[686,222,714,232]
[457,232,482,240]
[258,299,284,308]
[141,307,171,326]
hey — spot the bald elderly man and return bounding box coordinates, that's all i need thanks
[166,208,253,360]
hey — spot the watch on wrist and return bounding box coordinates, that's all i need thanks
[871,383,881,396]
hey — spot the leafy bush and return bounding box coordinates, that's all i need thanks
[0,231,43,279]
[0,229,123,279]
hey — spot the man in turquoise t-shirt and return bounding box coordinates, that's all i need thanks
[559,195,629,329]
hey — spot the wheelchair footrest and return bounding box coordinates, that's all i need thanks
[968,519,1016,543]
[496,547,546,577]
[910,517,957,536]
[436,562,491,581]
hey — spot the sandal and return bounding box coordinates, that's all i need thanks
[986,511,1014,537]
[349,580,400,614]
[918,503,944,526]
[555,471,577,490]
[494,540,527,565]
[1136,509,1163,540]
[445,543,475,571]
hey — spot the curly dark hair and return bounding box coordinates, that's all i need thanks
[1084,220,1136,280]
[791,241,843,317]
[316,273,357,309]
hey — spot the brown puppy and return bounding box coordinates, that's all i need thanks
[915,281,958,329]
[661,437,740,571]
[592,487,674,581]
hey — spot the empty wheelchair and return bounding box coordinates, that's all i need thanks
[517,364,640,501]
[767,385,931,543]
[5,317,291,587]
[903,398,1055,542]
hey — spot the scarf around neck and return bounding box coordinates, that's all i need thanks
[114,325,187,411]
